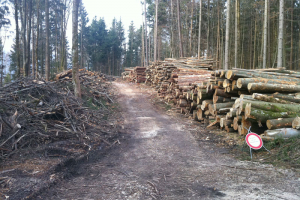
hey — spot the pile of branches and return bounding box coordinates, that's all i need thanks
[0,70,116,159]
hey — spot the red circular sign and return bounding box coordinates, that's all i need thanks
[245,133,263,150]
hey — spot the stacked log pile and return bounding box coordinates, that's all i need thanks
[122,67,146,83]
[134,60,300,140]
[144,57,214,113]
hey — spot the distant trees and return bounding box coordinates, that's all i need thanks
[1,0,300,83]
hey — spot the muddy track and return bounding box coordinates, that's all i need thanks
[37,81,300,200]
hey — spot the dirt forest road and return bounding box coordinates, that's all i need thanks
[38,81,300,200]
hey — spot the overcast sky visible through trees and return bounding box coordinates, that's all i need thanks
[2,0,143,52]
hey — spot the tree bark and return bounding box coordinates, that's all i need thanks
[189,0,194,56]
[237,77,300,89]
[14,0,21,77]
[154,0,158,61]
[266,118,294,130]
[277,0,284,68]
[25,0,32,77]
[21,0,26,76]
[248,83,300,93]
[144,0,148,66]
[224,0,230,70]
[234,0,240,68]
[35,0,40,78]
[197,0,202,59]
[45,0,50,80]
[72,0,81,98]
[252,93,293,104]
[245,106,297,123]
[262,0,268,69]
[177,0,183,58]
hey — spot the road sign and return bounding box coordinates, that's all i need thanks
[245,132,263,150]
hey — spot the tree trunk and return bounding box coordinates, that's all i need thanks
[267,118,294,130]
[197,0,202,59]
[154,0,158,61]
[21,0,26,77]
[72,0,81,98]
[234,0,240,69]
[32,13,35,77]
[262,0,268,69]
[25,0,32,77]
[189,0,194,56]
[144,0,148,66]
[290,0,294,70]
[224,0,230,70]
[177,0,183,58]
[14,0,21,77]
[206,0,210,57]
[45,0,50,80]
[35,0,40,78]
[277,0,284,68]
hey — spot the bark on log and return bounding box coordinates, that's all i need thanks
[214,88,232,98]
[237,77,300,89]
[252,93,293,104]
[264,128,300,138]
[272,93,300,103]
[266,118,294,130]
[241,99,300,112]
[248,83,300,93]
[213,102,235,111]
[245,103,298,123]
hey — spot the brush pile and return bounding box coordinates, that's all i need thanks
[0,69,117,159]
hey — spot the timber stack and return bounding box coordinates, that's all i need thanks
[122,67,146,83]
[189,67,300,140]
[125,57,300,140]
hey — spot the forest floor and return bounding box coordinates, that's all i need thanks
[32,79,300,200]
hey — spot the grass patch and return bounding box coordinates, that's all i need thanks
[237,135,300,168]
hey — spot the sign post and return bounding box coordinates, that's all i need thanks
[245,127,270,159]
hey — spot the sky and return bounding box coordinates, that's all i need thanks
[2,0,144,52]
[67,0,144,44]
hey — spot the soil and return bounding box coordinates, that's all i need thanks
[28,81,300,199]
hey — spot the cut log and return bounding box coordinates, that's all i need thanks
[201,100,213,110]
[272,93,300,103]
[292,117,300,129]
[266,118,295,130]
[233,116,242,130]
[179,99,188,107]
[193,110,198,121]
[252,93,293,104]
[241,99,300,112]
[214,88,232,98]
[237,77,300,89]
[245,103,298,123]
[248,83,300,93]
[263,128,300,138]
[213,102,235,111]
[197,109,203,120]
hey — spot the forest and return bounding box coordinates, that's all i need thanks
[0,0,298,85]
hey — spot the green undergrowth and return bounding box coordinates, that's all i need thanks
[238,135,300,169]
